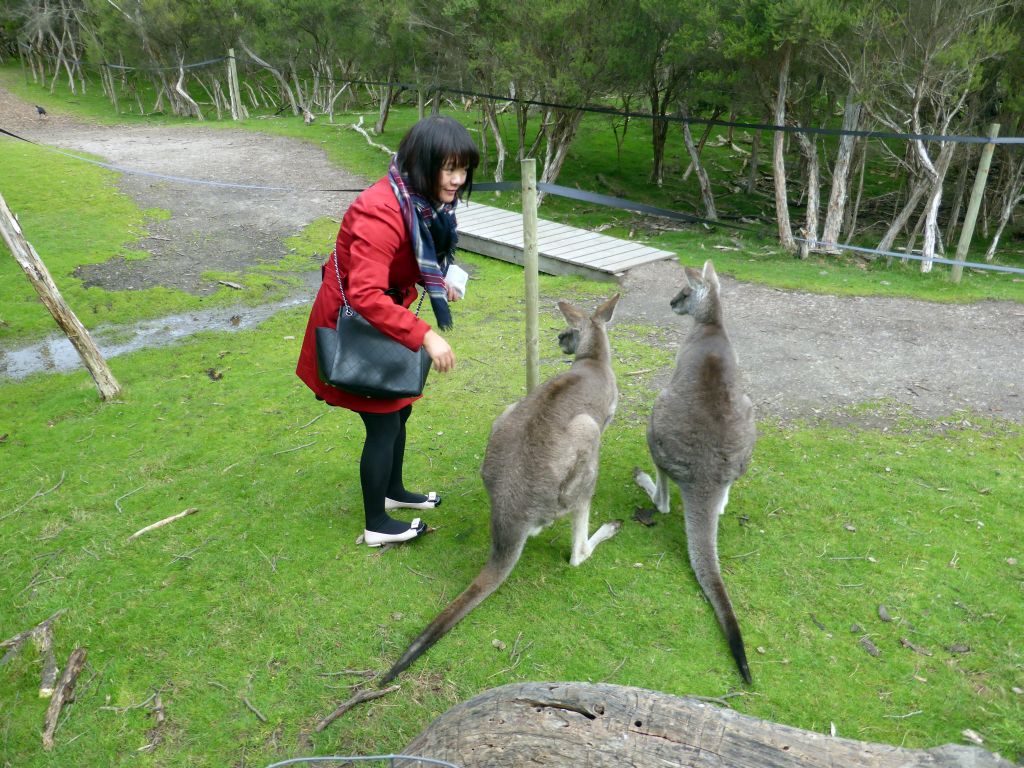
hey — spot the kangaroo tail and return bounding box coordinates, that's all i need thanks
[379,544,522,686]
[684,502,752,685]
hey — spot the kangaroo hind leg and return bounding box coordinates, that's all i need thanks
[560,415,620,567]
[569,500,622,567]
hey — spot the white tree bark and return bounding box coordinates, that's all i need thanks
[772,42,796,252]
[984,155,1024,262]
[239,39,298,116]
[820,90,861,250]
[795,130,820,251]
[0,192,121,401]
[680,103,717,220]
[482,100,506,182]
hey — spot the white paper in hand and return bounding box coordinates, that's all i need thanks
[446,263,469,298]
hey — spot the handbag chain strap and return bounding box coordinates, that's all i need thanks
[332,248,425,318]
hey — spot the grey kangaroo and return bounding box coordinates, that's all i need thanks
[634,260,756,684]
[380,294,623,684]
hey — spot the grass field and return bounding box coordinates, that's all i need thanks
[1,67,1022,766]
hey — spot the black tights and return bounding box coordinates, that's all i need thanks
[357,405,423,533]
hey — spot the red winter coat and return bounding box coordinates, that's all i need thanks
[295,178,434,413]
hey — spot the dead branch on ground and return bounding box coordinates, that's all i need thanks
[127,508,198,541]
[42,647,87,750]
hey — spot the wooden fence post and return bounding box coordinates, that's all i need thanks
[521,159,540,394]
[951,123,1000,284]
[226,48,246,120]
[0,192,122,400]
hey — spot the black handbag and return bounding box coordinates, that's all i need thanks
[315,251,431,399]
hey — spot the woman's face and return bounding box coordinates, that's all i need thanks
[436,160,468,204]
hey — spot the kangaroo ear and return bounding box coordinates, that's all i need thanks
[594,293,620,323]
[558,300,586,326]
[683,266,702,287]
[702,260,720,290]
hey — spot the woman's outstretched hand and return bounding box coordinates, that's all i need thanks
[423,330,456,372]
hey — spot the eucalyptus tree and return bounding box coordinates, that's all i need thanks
[235,0,369,119]
[621,0,728,219]
[720,0,828,252]
[982,21,1024,262]
[497,0,625,193]
[865,0,1018,271]
[8,0,90,93]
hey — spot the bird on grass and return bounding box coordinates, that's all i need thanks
[35,105,47,117]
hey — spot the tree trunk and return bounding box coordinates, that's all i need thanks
[374,72,395,135]
[843,137,868,242]
[985,156,1024,261]
[878,176,927,254]
[820,89,860,251]
[680,103,717,220]
[649,81,679,186]
[239,39,298,116]
[772,42,796,252]
[746,130,760,194]
[944,145,973,245]
[403,682,1015,768]
[482,99,506,182]
[0,192,121,400]
[681,110,723,182]
[538,109,584,204]
[174,60,204,120]
[795,129,819,251]
[916,141,956,272]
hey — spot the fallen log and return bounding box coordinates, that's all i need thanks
[402,681,1014,768]
[42,647,87,750]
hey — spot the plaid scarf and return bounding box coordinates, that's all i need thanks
[388,157,456,331]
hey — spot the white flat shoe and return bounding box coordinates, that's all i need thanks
[384,492,441,511]
[363,518,425,547]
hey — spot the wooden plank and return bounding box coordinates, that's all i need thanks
[584,243,676,266]
[455,201,675,279]
[545,238,635,261]
[539,229,613,248]
[457,232,619,281]
[460,208,521,227]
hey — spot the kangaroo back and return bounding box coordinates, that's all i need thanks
[637,261,755,684]
[381,295,622,684]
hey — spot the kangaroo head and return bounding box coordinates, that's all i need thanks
[557,293,620,358]
[669,260,720,323]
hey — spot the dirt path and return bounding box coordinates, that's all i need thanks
[1,84,363,295]
[2,86,1022,424]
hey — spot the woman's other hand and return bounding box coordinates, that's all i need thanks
[423,330,456,372]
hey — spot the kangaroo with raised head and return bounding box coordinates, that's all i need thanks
[380,294,623,684]
[634,260,756,684]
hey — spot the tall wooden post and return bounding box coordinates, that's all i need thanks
[0,192,122,400]
[522,159,540,394]
[951,124,1000,284]
[227,48,246,120]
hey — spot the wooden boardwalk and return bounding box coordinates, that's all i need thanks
[455,200,676,281]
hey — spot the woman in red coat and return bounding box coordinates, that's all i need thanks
[296,116,479,546]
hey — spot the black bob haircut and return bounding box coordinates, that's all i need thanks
[396,115,480,203]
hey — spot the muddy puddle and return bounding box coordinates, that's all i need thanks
[0,295,310,380]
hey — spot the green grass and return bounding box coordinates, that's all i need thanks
[1,256,1021,765]
[1,66,1022,766]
